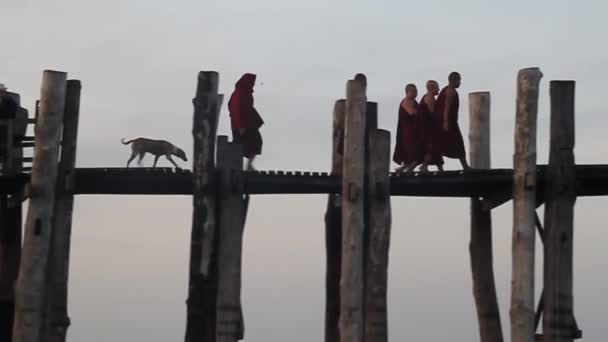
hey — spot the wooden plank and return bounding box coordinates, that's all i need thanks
[186,71,222,342]
[44,80,81,342]
[511,67,543,342]
[468,91,504,342]
[215,136,246,342]
[325,99,345,342]
[13,69,67,342]
[542,81,577,341]
[340,79,367,342]
[363,129,390,342]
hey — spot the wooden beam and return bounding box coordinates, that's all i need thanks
[468,91,504,342]
[542,81,577,341]
[215,136,246,342]
[44,80,81,342]
[186,71,222,342]
[510,67,543,342]
[13,70,67,342]
[363,129,390,342]
[339,79,366,342]
[325,99,345,342]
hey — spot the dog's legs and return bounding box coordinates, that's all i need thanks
[137,152,145,166]
[126,151,137,168]
[166,154,179,168]
[152,155,160,168]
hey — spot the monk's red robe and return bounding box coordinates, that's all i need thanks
[228,73,264,158]
[418,94,444,166]
[433,86,466,159]
[393,99,425,165]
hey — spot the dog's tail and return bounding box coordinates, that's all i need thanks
[121,137,136,145]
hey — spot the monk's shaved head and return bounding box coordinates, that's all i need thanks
[405,83,417,93]
[426,80,439,92]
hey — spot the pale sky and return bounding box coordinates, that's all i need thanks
[3,1,608,341]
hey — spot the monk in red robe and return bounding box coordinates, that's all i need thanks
[418,80,444,172]
[434,72,470,170]
[228,73,264,170]
[393,84,424,173]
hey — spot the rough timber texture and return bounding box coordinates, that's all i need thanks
[13,70,67,342]
[511,67,543,342]
[469,92,504,342]
[339,79,367,342]
[542,81,577,342]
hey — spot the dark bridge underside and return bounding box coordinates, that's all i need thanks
[3,165,608,197]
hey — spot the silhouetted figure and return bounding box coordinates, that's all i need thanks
[354,73,367,90]
[0,84,17,120]
[418,80,444,172]
[393,84,423,173]
[434,72,470,170]
[228,73,264,170]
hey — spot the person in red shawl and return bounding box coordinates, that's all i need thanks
[393,84,424,173]
[228,73,264,170]
[433,72,470,170]
[418,80,444,172]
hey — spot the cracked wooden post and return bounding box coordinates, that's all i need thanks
[215,136,246,342]
[542,81,577,342]
[511,67,543,342]
[469,91,504,342]
[340,78,366,342]
[13,70,67,342]
[325,99,345,342]
[364,129,391,342]
[44,80,82,342]
[186,71,223,342]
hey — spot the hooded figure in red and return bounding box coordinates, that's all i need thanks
[228,73,264,170]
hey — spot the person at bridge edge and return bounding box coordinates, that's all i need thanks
[354,73,367,90]
[228,73,264,171]
[393,83,425,173]
[0,83,18,120]
[433,72,470,171]
[417,80,444,172]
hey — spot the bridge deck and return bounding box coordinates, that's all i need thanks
[2,165,604,197]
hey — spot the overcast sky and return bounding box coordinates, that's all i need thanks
[3,1,608,341]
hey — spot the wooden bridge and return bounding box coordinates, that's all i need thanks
[0,68,593,342]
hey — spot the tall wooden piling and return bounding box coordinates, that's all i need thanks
[187,71,223,342]
[363,129,391,342]
[340,79,367,342]
[215,136,247,342]
[542,81,576,341]
[44,80,82,342]
[511,67,543,342]
[468,91,503,342]
[13,70,67,342]
[325,99,345,342]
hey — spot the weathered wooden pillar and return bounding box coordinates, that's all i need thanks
[511,67,543,342]
[363,129,391,342]
[186,71,223,342]
[44,80,82,342]
[13,70,67,342]
[325,99,345,342]
[542,81,577,342]
[215,136,247,342]
[340,79,367,342]
[468,92,504,342]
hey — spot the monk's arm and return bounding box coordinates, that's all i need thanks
[444,90,454,130]
[425,95,436,112]
[404,99,417,114]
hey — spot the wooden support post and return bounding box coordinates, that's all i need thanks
[340,79,367,342]
[325,99,345,342]
[44,80,82,342]
[215,136,246,342]
[13,70,67,342]
[542,81,578,341]
[364,129,391,342]
[511,67,543,342]
[186,71,223,342]
[468,92,504,342]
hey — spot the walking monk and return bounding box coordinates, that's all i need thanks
[418,80,444,172]
[434,72,470,170]
[228,73,264,170]
[393,84,423,173]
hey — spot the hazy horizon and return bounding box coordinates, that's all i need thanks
[4,1,608,341]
